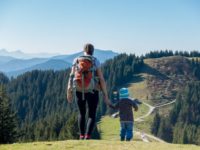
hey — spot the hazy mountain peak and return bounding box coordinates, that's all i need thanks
[0,49,59,59]
[13,49,24,54]
[53,49,118,64]
[0,49,7,53]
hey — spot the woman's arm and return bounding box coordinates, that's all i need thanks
[66,66,75,103]
[97,68,112,106]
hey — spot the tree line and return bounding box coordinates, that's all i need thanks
[144,50,200,59]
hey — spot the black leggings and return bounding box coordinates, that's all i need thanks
[76,91,99,136]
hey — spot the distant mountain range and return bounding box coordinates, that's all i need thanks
[0,49,118,77]
[53,49,118,64]
[0,49,59,59]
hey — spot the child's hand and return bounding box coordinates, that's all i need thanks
[134,106,138,112]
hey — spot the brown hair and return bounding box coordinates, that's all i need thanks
[84,43,94,55]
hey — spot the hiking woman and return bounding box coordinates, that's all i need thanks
[67,43,112,140]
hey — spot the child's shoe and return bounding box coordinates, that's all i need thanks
[121,137,125,141]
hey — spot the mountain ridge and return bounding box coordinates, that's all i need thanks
[0,49,59,59]
[0,49,118,77]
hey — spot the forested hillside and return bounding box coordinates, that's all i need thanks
[148,52,200,145]
[152,82,200,145]
[144,56,200,104]
[1,70,78,142]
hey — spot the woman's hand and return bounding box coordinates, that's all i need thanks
[104,96,114,108]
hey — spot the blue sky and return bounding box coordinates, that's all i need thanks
[0,0,200,55]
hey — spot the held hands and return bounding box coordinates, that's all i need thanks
[108,103,115,109]
[104,96,115,109]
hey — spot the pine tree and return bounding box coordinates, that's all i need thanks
[59,112,79,140]
[157,118,173,142]
[151,112,161,136]
[91,125,101,139]
[0,85,18,144]
[0,73,9,85]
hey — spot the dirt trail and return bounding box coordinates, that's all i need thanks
[135,100,176,122]
[135,100,176,143]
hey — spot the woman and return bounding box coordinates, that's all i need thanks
[67,43,112,140]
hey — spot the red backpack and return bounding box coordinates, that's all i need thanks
[73,55,99,100]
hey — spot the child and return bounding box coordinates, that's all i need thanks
[113,87,139,141]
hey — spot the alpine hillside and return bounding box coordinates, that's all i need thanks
[0,50,200,149]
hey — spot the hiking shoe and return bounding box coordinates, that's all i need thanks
[79,135,85,140]
[85,134,91,140]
